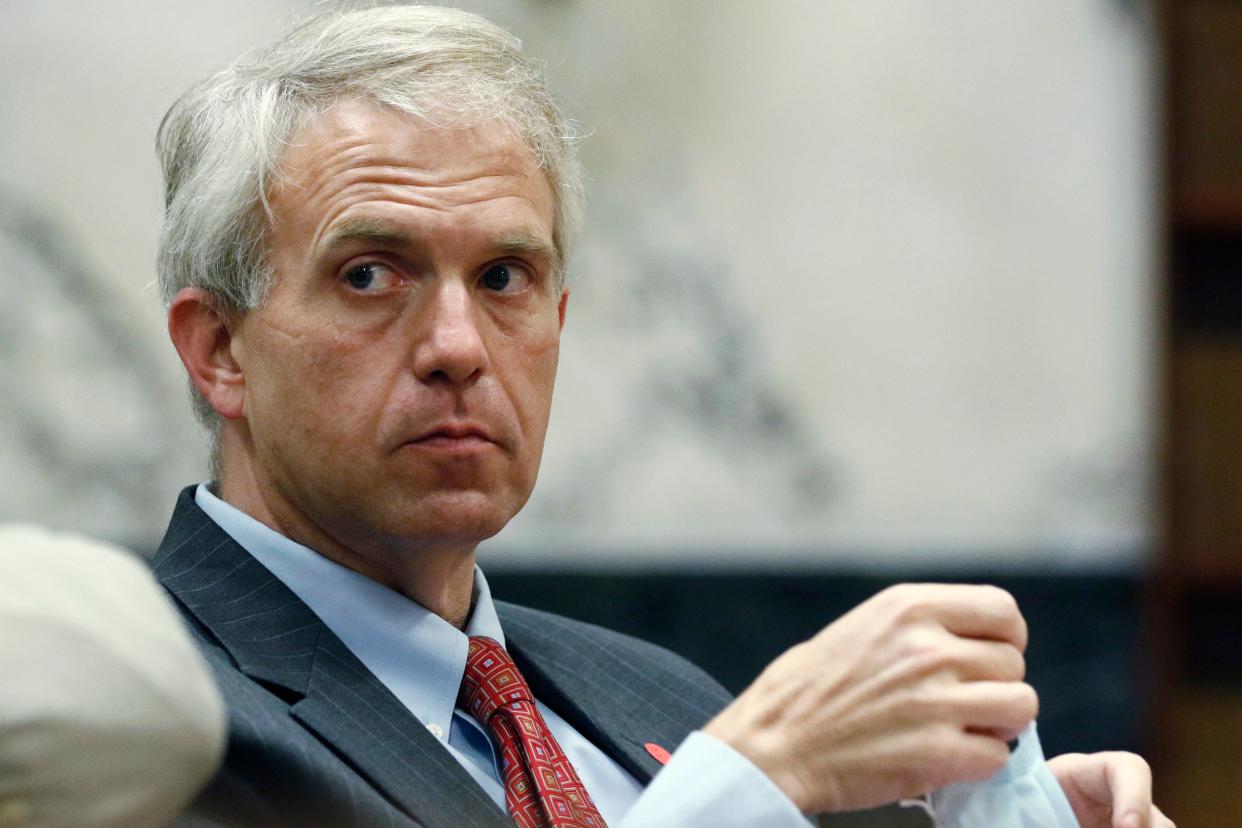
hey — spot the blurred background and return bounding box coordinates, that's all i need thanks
[0,0,1235,823]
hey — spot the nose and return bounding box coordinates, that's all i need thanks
[412,280,489,385]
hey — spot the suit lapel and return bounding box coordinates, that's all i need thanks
[290,635,509,828]
[153,488,510,828]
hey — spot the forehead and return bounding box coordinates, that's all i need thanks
[268,98,556,252]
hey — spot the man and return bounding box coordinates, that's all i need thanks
[155,5,1171,827]
[0,525,224,827]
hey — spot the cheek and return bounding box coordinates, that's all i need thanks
[249,326,392,445]
[507,323,561,440]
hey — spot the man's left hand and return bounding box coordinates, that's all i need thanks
[1046,752,1174,828]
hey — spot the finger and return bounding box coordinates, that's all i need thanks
[884,730,1011,794]
[1103,753,1153,828]
[1152,804,1175,828]
[930,730,1012,787]
[906,584,1028,651]
[948,681,1038,741]
[943,638,1026,682]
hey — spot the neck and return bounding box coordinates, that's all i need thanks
[215,433,478,629]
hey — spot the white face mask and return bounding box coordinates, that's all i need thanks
[900,723,1081,828]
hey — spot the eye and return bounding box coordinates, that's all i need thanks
[343,262,403,292]
[479,263,530,294]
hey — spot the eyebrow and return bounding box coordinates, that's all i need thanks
[492,232,559,268]
[320,217,415,251]
[319,219,560,272]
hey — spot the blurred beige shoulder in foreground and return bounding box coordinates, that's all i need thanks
[0,524,225,828]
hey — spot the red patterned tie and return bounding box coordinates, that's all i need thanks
[459,636,608,828]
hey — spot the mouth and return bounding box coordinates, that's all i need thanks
[405,422,498,452]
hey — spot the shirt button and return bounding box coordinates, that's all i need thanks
[426,722,444,739]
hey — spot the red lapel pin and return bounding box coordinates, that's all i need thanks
[644,742,671,765]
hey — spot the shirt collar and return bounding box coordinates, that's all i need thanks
[193,482,503,742]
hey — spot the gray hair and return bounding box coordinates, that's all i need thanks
[156,4,585,438]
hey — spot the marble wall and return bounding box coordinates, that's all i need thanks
[0,1,1157,570]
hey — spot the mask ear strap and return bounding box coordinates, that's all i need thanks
[898,793,942,827]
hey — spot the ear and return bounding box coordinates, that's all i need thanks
[557,288,569,331]
[167,287,246,420]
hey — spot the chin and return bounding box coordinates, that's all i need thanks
[382,489,523,549]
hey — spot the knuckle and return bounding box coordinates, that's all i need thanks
[1001,643,1026,672]
[937,645,974,678]
[984,644,1024,681]
[899,624,943,657]
[959,740,1008,781]
[879,583,922,616]
[899,633,958,680]
[1110,750,1151,775]
[985,583,1017,605]
[875,583,908,604]
[981,584,1020,617]
[927,722,965,755]
[1018,683,1040,720]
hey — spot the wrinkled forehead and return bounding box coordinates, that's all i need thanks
[271,97,551,207]
[262,97,559,270]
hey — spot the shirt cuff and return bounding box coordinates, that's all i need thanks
[619,731,812,828]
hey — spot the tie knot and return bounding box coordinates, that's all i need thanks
[459,636,534,721]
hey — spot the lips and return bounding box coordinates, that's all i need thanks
[407,422,497,447]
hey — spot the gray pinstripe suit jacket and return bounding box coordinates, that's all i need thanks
[152,488,734,828]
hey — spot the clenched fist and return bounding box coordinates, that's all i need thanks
[703,583,1037,813]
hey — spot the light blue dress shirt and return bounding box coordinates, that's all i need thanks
[194,484,808,827]
[195,484,1080,827]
